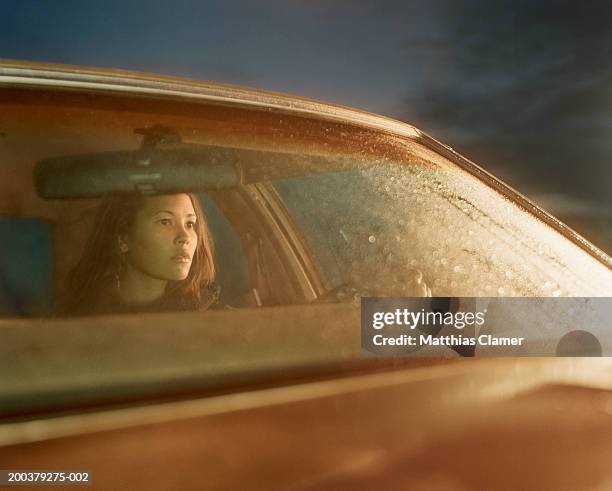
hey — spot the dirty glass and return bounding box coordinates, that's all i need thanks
[273,158,612,298]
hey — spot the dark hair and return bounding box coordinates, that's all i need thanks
[55,193,216,316]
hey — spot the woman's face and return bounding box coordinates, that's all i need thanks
[121,194,199,281]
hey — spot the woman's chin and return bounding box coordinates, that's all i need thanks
[168,267,191,281]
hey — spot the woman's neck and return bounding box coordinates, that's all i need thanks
[117,266,168,304]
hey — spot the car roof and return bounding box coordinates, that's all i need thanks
[0,58,422,140]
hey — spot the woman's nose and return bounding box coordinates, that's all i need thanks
[175,225,190,244]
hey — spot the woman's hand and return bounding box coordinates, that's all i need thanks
[367,267,432,297]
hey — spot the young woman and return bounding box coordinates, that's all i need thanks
[55,193,218,316]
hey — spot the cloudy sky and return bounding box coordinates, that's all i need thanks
[2,0,610,250]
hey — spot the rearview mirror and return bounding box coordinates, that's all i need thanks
[34,147,244,199]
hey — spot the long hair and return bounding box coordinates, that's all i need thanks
[55,193,215,316]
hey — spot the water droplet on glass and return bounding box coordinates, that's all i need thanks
[368,235,376,243]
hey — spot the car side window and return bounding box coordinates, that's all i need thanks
[0,217,53,317]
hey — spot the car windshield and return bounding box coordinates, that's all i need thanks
[272,159,611,299]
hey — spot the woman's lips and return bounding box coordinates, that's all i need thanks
[171,255,191,263]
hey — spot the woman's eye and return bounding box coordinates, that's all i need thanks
[187,221,196,229]
[158,218,171,225]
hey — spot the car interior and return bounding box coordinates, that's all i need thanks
[0,87,371,318]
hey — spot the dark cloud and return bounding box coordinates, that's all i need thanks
[392,2,611,201]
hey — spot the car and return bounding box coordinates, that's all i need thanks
[0,60,611,490]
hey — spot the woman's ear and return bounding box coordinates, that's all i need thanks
[118,236,129,253]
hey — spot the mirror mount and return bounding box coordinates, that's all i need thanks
[134,125,182,149]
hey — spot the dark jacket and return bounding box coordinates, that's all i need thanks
[54,282,220,317]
